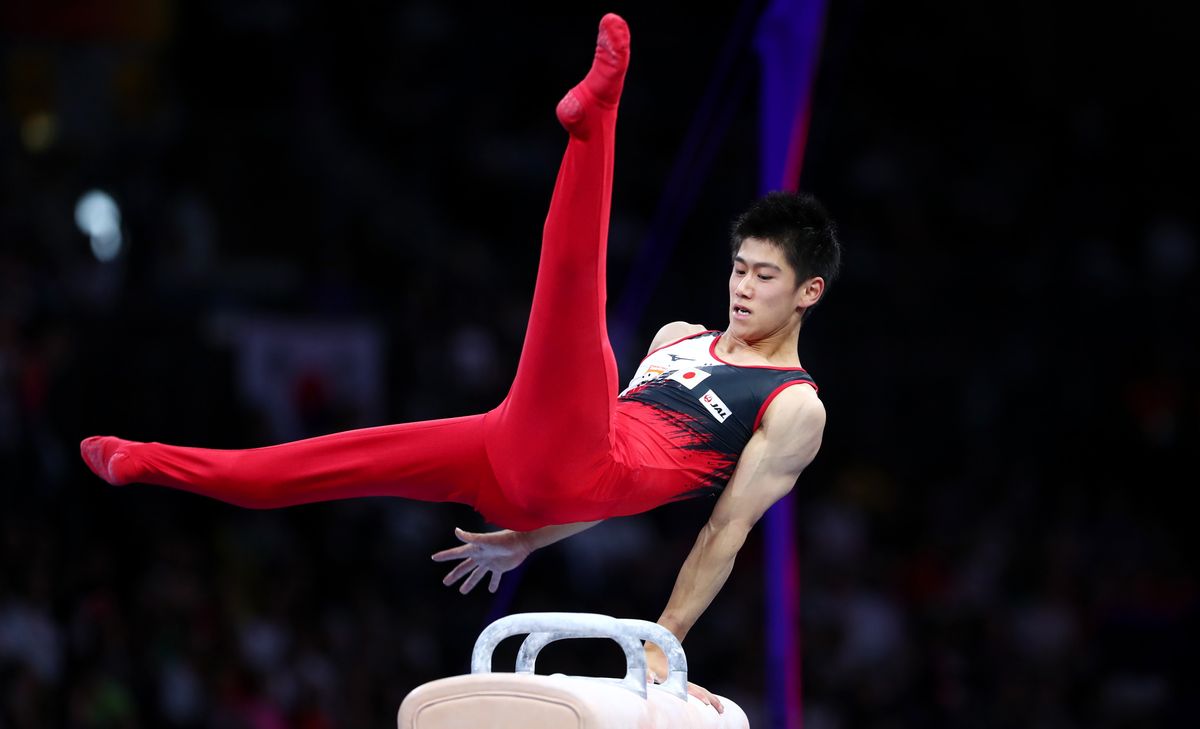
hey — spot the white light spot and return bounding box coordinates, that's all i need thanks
[75,190,124,262]
[90,230,123,262]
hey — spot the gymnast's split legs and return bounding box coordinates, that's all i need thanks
[81,14,634,531]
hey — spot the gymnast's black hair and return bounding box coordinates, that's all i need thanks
[730,191,841,318]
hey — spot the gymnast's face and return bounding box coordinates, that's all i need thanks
[728,237,820,337]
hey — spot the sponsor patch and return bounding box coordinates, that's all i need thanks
[621,364,668,394]
[698,388,732,423]
[668,367,711,390]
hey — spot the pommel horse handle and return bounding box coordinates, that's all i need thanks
[469,612,689,702]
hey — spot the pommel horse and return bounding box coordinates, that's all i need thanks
[398,612,750,728]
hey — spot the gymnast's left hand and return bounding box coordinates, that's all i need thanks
[646,642,724,714]
[686,681,724,714]
[431,527,532,594]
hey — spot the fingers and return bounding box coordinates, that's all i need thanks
[442,558,476,586]
[463,528,512,544]
[430,544,472,562]
[433,527,478,562]
[686,683,724,714]
[460,566,488,594]
[437,527,515,594]
[703,689,723,714]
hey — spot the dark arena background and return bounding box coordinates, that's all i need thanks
[2,1,1197,728]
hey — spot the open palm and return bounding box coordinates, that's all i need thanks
[431,528,532,594]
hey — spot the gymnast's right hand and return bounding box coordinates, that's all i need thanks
[431,527,532,594]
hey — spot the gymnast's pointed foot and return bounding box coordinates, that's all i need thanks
[556,13,630,136]
[80,435,138,486]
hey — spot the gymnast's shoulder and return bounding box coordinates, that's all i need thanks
[646,321,708,352]
[758,383,825,462]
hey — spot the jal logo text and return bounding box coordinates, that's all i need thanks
[699,389,731,423]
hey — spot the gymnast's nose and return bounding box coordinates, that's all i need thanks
[734,276,754,298]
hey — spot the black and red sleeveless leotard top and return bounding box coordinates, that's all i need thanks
[613,330,817,500]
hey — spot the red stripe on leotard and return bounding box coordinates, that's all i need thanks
[753,380,819,432]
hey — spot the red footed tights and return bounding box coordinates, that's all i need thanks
[82,16,634,531]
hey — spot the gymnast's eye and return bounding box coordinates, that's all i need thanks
[758,274,774,281]
[733,268,746,276]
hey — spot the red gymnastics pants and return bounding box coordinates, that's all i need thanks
[81,16,646,531]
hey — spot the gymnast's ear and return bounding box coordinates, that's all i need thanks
[794,276,824,312]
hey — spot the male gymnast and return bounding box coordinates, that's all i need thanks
[81,13,841,711]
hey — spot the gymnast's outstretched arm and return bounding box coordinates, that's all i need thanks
[646,384,826,691]
[432,521,602,593]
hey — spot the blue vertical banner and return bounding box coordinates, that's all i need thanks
[755,1,828,729]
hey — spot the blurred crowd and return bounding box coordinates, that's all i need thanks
[2,1,1196,728]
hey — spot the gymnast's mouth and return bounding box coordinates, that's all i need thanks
[732,305,752,318]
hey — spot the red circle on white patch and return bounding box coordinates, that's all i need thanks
[683,372,696,379]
